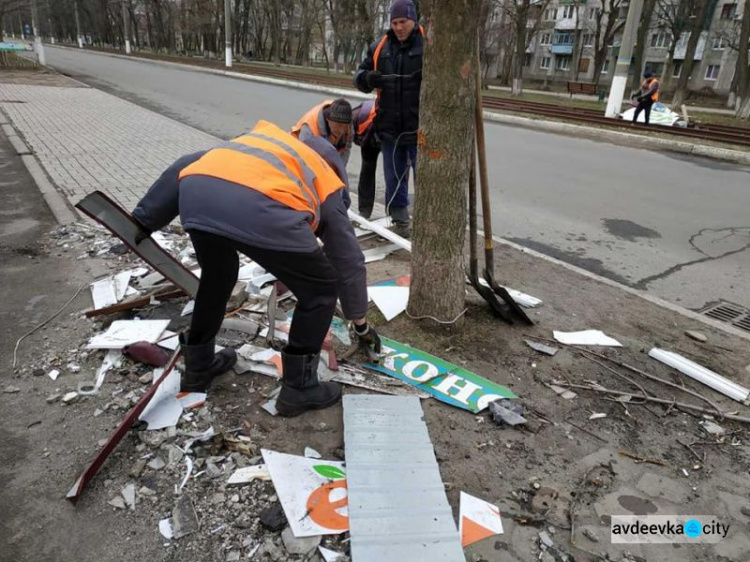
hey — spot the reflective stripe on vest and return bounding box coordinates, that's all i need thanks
[178,121,344,230]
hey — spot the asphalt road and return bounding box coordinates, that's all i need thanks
[43,46,750,312]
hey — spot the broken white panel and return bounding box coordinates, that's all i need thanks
[318,546,347,562]
[94,350,123,391]
[348,210,412,252]
[553,330,622,347]
[182,426,216,452]
[90,277,118,309]
[343,395,463,561]
[151,231,175,252]
[87,319,171,350]
[227,465,271,485]
[648,347,750,404]
[305,447,322,459]
[262,449,348,537]
[138,367,182,430]
[354,216,392,237]
[128,267,150,278]
[47,369,60,381]
[363,243,400,264]
[459,491,504,547]
[476,278,542,308]
[181,300,195,317]
[368,286,409,322]
[157,331,180,351]
[159,518,174,540]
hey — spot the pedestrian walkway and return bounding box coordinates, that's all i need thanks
[0,80,216,210]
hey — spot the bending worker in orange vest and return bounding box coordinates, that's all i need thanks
[292,98,353,165]
[631,71,660,126]
[131,121,381,417]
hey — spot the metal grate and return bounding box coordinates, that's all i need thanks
[701,301,750,333]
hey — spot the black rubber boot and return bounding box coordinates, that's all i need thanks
[180,334,237,392]
[389,206,411,239]
[276,349,342,417]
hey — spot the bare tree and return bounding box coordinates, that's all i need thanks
[629,0,657,89]
[504,0,549,95]
[409,0,482,327]
[671,0,710,107]
[654,0,691,91]
[735,0,750,117]
[590,0,624,87]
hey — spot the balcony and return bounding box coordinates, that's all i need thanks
[554,16,578,31]
[550,44,574,55]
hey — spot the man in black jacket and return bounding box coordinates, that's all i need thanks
[354,0,422,238]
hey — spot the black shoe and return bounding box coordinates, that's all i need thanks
[180,334,237,392]
[276,349,342,417]
[359,208,373,220]
[392,220,411,239]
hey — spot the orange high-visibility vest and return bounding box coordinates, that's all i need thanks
[642,77,660,102]
[291,100,333,138]
[178,120,344,230]
[291,100,351,156]
[357,102,377,136]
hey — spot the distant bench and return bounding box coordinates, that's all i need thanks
[567,81,600,97]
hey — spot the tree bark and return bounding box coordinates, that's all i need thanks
[511,0,529,95]
[629,0,656,89]
[735,0,750,118]
[409,0,482,328]
[672,0,709,107]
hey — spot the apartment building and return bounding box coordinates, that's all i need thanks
[497,0,745,95]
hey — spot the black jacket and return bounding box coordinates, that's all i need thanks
[354,27,423,144]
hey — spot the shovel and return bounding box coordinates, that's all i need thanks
[467,141,514,323]
[473,42,534,326]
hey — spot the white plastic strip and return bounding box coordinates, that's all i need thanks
[648,347,750,405]
[348,210,411,252]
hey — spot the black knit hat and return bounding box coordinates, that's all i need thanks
[390,0,417,21]
[323,99,352,124]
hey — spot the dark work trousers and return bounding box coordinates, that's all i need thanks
[187,229,338,356]
[381,139,417,214]
[356,137,381,218]
[633,99,654,125]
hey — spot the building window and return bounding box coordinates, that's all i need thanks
[705,64,720,80]
[544,8,557,20]
[587,8,597,20]
[562,5,575,18]
[524,53,533,67]
[583,33,594,47]
[554,31,574,45]
[712,36,728,50]
[619,6,629,19]
[556,57,571,71]
[541,57,551,69]
[672,61,682,78]
[540,32,552,45]
[650,32,669,48]
[644,62,664,76]
[602,59,610,74]
[579,58,590,73]
[720,3,737,19]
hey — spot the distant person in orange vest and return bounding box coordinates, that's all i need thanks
[131,121,381,417]
[292,98,353,165]
[354,0,423,238]
[352,100,380,219]
[632,71,660,126]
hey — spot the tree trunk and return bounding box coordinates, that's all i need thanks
[672,0,709,108]
[409,0,481,327]
[629,0,656,89]
[511,1,528,96]
[735,0,750,118]
[661,45,677,91]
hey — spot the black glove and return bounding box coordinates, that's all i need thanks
[630,92,638,99]
[366,70,384,89]
[354,322,382,355]
[133,218,152,245]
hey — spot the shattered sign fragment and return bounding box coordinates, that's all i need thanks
[86,319,170,350]
[553,330,622,347]
[459,491,504,547]
[261,449,348,538]
[365,337,516,413]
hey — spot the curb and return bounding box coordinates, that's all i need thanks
[491,234,750,343]
[0,109,77,225]
[48,45,750,167]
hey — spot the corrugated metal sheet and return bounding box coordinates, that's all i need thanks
[343,395,465,561]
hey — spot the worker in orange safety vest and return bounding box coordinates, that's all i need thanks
[631,71,660,126]
[132,120,381,417]
[292,98,353,165]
